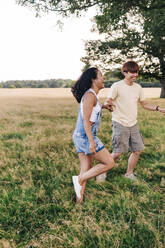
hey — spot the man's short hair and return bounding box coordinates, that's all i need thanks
[122,61,140,73]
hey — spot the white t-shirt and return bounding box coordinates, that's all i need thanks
[107,80,145,127]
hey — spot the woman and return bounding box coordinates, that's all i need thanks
[71,67,114,203]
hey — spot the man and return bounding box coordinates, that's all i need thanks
[97,61,165,182]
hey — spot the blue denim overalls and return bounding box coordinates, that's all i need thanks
[73,88,104,155]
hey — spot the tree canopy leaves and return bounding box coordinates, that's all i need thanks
[16,0,165,97]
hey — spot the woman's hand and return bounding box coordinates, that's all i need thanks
[102,98,115,112]
[102,103,116,112]
[89,140,96,154]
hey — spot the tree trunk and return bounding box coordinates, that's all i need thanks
[160,80,165,98]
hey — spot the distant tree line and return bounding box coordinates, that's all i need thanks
[0,79,160,88]
[0,70,161,88]
[0,79,75,88]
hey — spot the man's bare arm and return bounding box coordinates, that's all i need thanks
[140,101,165,115]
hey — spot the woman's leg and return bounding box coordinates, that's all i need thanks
[96,152,122,182]
[79,148,114,185]
[77,153,92,203]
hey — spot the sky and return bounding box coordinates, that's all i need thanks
[0,0,98,81]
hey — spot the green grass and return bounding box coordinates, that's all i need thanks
[0,96,164,248]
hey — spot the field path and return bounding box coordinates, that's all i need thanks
[0,88,161,98]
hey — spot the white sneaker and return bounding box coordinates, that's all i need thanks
[72,176,82,199]
[96,173,107,182]
[124,173,137,181]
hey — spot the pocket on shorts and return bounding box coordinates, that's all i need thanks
[130,131,144,152]
[112,121,123,134]
[112,134,122,149]
[140,132,144,143]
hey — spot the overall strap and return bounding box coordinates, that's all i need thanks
[80,88,100,109]
[80,88,98,106]
[80,88,101,119]
[87,89,102,107]
[87,88,102,109]
[87,88,98,100]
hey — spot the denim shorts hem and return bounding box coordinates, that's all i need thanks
[73,133,104,155]
[85,145,104,155]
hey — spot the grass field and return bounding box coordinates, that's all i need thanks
[0,89,164,248]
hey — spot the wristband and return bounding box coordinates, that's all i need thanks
[156,105,159,111]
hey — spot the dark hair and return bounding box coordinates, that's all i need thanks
[122,61,140,73]
[71,67,98,103]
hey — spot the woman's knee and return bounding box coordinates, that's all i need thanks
[106,158,115,170]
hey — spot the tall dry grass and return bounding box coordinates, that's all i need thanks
[0,87,161,98]
[0,94,164,248]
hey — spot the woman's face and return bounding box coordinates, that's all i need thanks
[93,70,104,89]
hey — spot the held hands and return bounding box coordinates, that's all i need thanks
[89,140,96,154]
[102,103,116,112]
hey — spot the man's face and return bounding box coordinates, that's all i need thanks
[124,71,138,83]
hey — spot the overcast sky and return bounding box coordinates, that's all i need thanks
[0,0,98,81]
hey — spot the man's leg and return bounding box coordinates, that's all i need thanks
[125,123,144,180]
[126,150,142,175]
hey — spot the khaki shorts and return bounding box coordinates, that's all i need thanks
[112,121,144,153]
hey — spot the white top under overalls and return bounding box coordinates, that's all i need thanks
[80,88,102,122]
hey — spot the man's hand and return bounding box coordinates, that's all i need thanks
[102,98,115,112]
[102,103,116,112]
[158,107,165,115]
[140,101,165,115]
